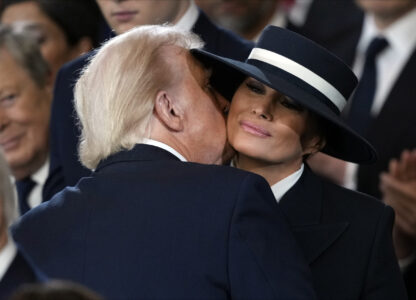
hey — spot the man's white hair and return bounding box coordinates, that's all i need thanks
[74,25,204,169]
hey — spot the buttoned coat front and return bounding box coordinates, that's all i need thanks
[280,165,407,300]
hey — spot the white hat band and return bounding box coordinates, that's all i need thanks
[248,47,347,112]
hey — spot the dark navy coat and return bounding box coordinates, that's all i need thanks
[280,165,407,300]
[43,10,253,202]
[14,145,316,300]
[0,251,37,299]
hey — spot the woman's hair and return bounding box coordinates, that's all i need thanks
[75,25,204,170]
[0,0,103,47]
[0,150,17,228]
[0,23,50,87]
[301,108,328,160]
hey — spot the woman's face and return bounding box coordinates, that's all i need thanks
[1,1,81,83]
[227,77,320,171]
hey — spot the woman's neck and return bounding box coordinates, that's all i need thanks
[235,154,303,186]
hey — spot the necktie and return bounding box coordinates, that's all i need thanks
[347,37,388,135]
[16,177,36,215]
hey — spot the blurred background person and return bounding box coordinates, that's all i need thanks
[381,149,416,299]
[0,149,36,299]
[309,0,416,196]
[10,280,103,300]
[0,0,106,84]
[195,0,290,40]
[307,0,416,296]
[0,24,51,215]
[44,0,253,202]
[195,0,364,64]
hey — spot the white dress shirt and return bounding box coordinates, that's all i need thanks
[344,7,416,190]
[27,159,49,209]
[142,139,187,162]
[271,164,304,202]
[0,235,17,281]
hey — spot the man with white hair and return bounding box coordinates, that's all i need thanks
[44,0,253,201]
[0,149,36,299]
[12,25,316,300]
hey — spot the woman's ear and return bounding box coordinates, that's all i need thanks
[153,90,184,132]
[302,136,326,156]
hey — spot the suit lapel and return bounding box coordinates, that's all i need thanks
[280,166,349,264]
[366,49,416,143]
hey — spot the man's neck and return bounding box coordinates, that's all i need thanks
[373,4,416,30]
[12,151,48,180]
[171,0,191,25]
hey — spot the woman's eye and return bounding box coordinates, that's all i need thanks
[246,82,265,94]
[281,97,304,112]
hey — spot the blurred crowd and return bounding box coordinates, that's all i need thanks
[0,0,415,299]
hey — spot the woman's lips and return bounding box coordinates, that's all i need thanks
[112,10,138,22]
[240,121,271,137]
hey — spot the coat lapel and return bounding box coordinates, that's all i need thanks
[279,166,349,264]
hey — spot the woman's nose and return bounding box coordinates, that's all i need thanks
[251,104,272,121]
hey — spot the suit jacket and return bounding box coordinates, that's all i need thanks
[287,0,363,66]
[14,144,316,300]
[279,165,407,300]
[357,49,416,199]
[0,251,37,299]
[43,10,254,202]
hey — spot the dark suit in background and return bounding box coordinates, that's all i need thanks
[280,166,407,300]
[356,50,416,199]
[288,0,364,66]
[0,251,37,299]
[43,10,253,201]
[14,144,316,299]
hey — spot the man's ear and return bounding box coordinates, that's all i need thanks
[153,90,184,132]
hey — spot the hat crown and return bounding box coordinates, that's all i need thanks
[248,26,358,113]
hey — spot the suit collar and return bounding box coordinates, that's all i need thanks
[280,165,349,264]
[95,144,181,172]
[279,165,322,226]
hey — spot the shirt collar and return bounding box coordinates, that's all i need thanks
[357,7,416,57]
[174,0,199,31]
[141,138,187,162]
[0,234,17,281]
[271,164,304,202]
[31,158,49,186]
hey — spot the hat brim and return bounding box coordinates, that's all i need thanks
[191,48,377,164]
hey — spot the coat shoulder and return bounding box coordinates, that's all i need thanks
[320,177,392,223]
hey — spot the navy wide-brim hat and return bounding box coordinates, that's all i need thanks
[191,25,377,164]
